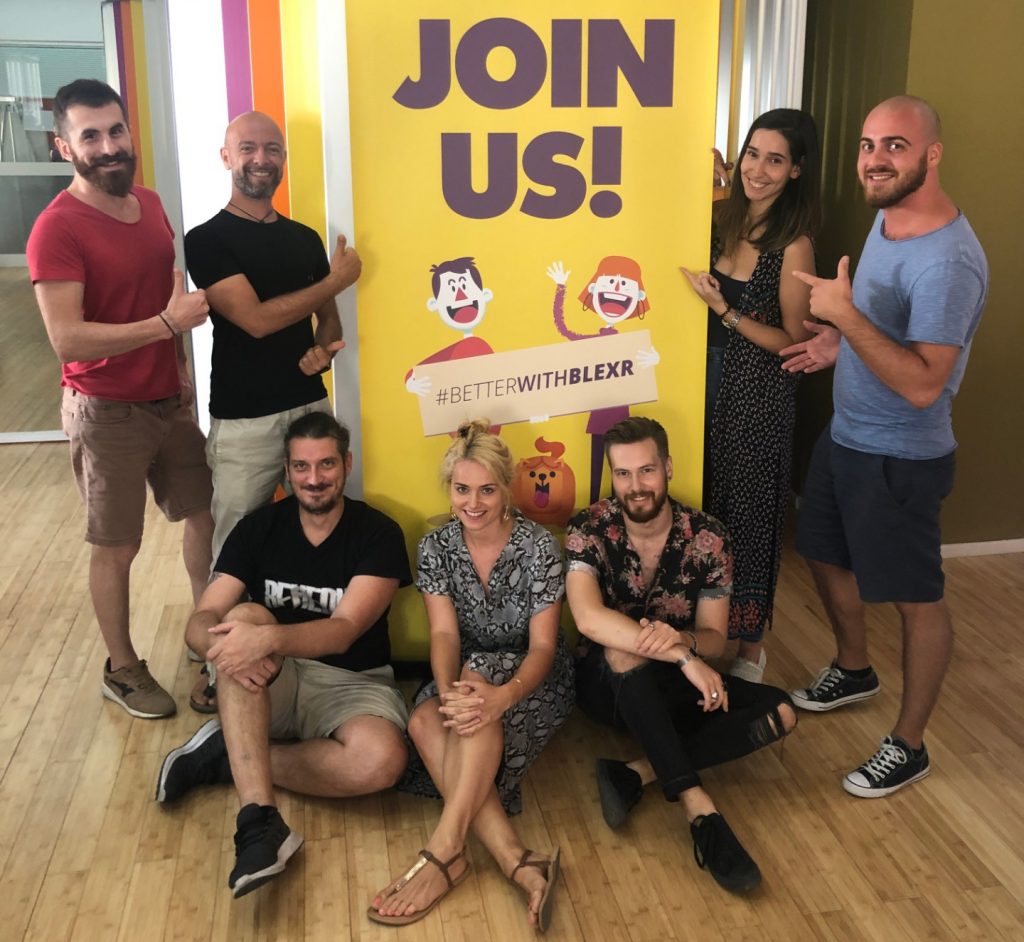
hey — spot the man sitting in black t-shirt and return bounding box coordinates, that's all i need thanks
[155,412,411,899]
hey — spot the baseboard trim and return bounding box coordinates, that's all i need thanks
[942,539,1024,558]
[0,431,67,444]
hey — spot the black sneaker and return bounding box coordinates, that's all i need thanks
[791,663,880,712]
[690,812,761,893]
[155,718,232,803]
[229,804,304,899]
[843,735,930,798]
[595,758,643,829]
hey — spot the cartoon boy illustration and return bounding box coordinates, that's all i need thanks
[547,256,659,502]
[405,256,494,398]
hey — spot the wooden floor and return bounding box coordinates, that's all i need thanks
[0,268,63,434]
[2,441,1023,941]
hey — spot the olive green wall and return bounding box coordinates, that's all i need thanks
[904,0,1024,542]
[800,0,1023,544]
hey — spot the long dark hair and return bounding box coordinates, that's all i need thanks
[717,108,821,255]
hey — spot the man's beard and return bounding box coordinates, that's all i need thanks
[295,485,340,516]
[72,151,137,197]
[862,152,927,209]
[621,488,668,524]
[233,165,282,200]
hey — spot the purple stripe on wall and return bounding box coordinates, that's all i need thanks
[222,0,254,118]
[112,2,129,113]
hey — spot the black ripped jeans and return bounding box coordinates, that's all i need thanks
[575,644,793,800]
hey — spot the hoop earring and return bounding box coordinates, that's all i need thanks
[449,506,457,521]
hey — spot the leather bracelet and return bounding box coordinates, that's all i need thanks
[158,312,178,337]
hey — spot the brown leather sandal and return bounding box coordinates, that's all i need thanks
[509,846,561,932]
[367,848,470,926]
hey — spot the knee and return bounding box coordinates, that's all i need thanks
[407,700,440,744]
[226,601,275,623]
[353,735,408,791]
[777,702,797,735]
[93,541,141,570]
[459,664,487,683]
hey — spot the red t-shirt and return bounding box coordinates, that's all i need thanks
[27,186,180,401]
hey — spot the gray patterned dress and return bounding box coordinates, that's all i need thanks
[397,512,573,814]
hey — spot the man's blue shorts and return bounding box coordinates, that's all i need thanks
[796,425,955,604]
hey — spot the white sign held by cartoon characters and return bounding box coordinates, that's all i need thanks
[415,330,659,436]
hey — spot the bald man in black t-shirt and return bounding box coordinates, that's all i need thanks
[184,111,362,562]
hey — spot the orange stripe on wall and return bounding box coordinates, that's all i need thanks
[128,1,155,189]
[248,0,290,217]
[118,3,144,187]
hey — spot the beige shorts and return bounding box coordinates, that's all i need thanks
[206,398,332,561]
[268,658,409,741]
[61,388,213,546]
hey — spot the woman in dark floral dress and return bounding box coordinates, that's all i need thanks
[370,419,572,931]
[682,109,822,682]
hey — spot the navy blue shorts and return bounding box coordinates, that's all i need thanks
[796,426,955,603]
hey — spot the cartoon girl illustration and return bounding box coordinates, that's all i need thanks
[547,256,658,502]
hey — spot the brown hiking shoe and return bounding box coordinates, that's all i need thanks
[102,658,177,718]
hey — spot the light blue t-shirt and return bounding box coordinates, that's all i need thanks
[832,211,988,459]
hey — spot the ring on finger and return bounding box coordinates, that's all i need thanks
[711,691,719,700]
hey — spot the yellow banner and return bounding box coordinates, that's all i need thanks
[347,3,720,656]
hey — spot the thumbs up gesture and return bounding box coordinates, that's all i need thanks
[792,256,855,328]
[163,269,210,333]
[299,339,346,375]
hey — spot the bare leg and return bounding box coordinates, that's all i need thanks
[892,599,953,749]
[375,667,546,925]
[270,715,406,796]
[182,510,214,605]
[90,542,141,670]
[405,697,549,927]
[211,603,280,808]
[808,559,870,669]
[736,639,764,665]
[218,669,274,808]
[627,757,657,786]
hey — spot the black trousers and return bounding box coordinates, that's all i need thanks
[576,644,793,800]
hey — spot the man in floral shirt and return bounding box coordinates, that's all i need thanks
[565,416,796,893]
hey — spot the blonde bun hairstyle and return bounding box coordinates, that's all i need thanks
[440,419,515,505]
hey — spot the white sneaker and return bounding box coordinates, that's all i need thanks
[727,649,766,684]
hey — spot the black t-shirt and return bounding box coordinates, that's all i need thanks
[214,496,412,672]
[184,211,330,419]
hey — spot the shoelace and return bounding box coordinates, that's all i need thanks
[860,740,907,782]
[809,666,845,695]
[123,661,158,691]
[235,810,275,851]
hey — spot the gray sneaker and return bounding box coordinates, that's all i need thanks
[102,658,177,718]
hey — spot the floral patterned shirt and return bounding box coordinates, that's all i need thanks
[565,498,732,648]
